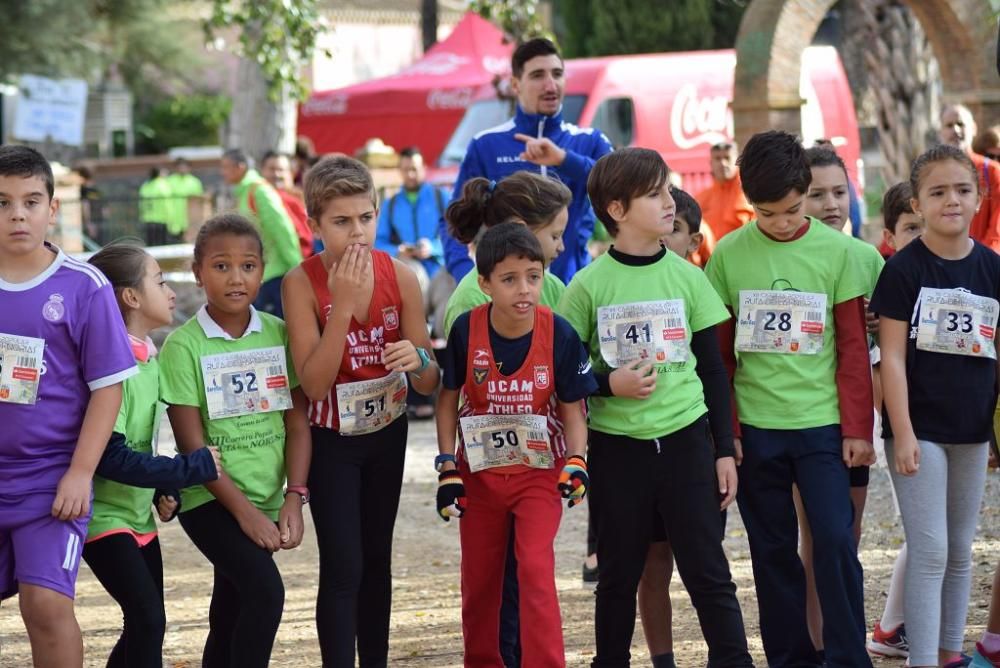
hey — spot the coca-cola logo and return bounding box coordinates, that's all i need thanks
[669,82,733,150]
[427,87,473,110]
[400,53,469,77]
[301,94,348,117]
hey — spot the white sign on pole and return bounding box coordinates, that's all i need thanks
[13,75,89,147]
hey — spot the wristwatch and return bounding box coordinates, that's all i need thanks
[416,346,432,372]
[434,454,456,472]
[284,485,310,504]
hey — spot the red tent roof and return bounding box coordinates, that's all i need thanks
[298,12,512,164]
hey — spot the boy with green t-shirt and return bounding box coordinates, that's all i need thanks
[559,148,753,667]
[704,130,874,668]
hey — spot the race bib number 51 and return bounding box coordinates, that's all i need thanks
[916,288,999,359]
[201,346,293,420]
[0,333,45,405]
[735,290,827,355]
[460,413,553,473]
[336,372,407,436]
[597,300,688,368]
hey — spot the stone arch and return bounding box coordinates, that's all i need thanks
[732,0,1000,145]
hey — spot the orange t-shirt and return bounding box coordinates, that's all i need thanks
[968,152,1000,252]
[695,173,754,242]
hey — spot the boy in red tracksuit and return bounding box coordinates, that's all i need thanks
[435,222,596,667]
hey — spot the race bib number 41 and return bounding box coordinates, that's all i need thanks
[735,290,827,355]
[201,346,293,420]
[916,288,999,359]
[460,413,553,473]
[0,333,45,405]
[336,372,407,436]
[597,300,688,368]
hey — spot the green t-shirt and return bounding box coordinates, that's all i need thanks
[443,269,566,336]
[704,218,869,429]
[88,357,161,539]
[852,236,885,298]
[139,177,172,225]
[234,170,304,282]
[165,173,204,236]
[558,250,729,439]
[158,309,299,519]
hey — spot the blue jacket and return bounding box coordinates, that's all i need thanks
[440,105,614,283]
[376,183,448,278]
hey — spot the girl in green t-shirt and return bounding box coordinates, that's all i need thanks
[84,244,222,668]
[442,172,572,336]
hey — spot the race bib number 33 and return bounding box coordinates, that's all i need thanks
[460,413,553,473]
[597,300,688,368]
[336,372,407,436]
[916,287,999,359]
[735,290,827,355]
[0,333,45,405]
[200,346,293,420]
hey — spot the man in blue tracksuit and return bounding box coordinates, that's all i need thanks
[440,37,613,284]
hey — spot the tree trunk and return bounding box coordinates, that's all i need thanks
[226,55,297,162]
[421,0,438,52]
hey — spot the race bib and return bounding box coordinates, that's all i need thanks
[597,300,688,368]
[200,346,293,420]
[460,413,553,473]
[735,290,827,354]
[336,372,407,436]
[0,333,45,405]
[915,288,999,359]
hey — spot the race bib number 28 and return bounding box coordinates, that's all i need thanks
[200,346,293,420]
[735,290,827,355]
[0,333,45,405]
[916,287,999,359]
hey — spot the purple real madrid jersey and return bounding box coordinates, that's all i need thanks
[0,244,137,493]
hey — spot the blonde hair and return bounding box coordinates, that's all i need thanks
[303,155,376,219]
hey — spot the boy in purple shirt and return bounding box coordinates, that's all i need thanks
[0,146,136,666]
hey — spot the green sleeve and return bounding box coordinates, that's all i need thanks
[688,269,731,332]
[254,187,304,270]
[113,382,130,433]
[158,333,204,408]
[832,242,870,304]
[555,278,595,348]
[281,327,300,390]
[443,278,490,337]
[540,272,566,308]
[703,252,731,307]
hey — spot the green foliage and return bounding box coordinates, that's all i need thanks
[470,0,556,44]
[556,0,747,57]
[136,94,232,153]
[206,0,329,102]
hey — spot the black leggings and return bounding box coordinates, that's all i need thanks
[309,416,407,667]
[82,534,165,668]
[178,501,285,668]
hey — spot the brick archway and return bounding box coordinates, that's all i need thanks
[732,0,1000,144]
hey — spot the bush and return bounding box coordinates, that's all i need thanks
[135,94,231,154]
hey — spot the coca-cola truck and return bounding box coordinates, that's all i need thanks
[434,46,861,196]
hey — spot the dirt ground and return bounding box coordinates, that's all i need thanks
[2,419,998,667]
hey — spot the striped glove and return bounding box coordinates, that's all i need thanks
[436,471,466,521]
[558,455,589,508]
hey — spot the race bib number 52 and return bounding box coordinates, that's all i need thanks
[916,287,999,359]
[597,300,688,368]
[0,333,45,405]
[735,290,827,355]
[200,346,293,420]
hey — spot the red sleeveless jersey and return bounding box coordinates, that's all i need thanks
[458,304,566,462]
[302,250,403,430]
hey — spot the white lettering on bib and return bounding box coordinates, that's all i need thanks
[200,346,293,420]
[0,333,44,405]
[915,287,998,359]
[735,290,827,354]
[335,372,407,435]
[597,300,688,368]
[460,413,553,473]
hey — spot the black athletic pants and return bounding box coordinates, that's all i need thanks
[82,534,166,668]
[309,416,407,667]
[179,501,285,668]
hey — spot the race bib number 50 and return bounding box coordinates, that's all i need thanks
[336,372,407,436]
[735,290,827,355]
[597,300,688,368]
[460,413,553,473]
[916,288,999,359]
[0,333,45,405]
[201,346,293,420]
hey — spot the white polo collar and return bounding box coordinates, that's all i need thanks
[196,304,262,340]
